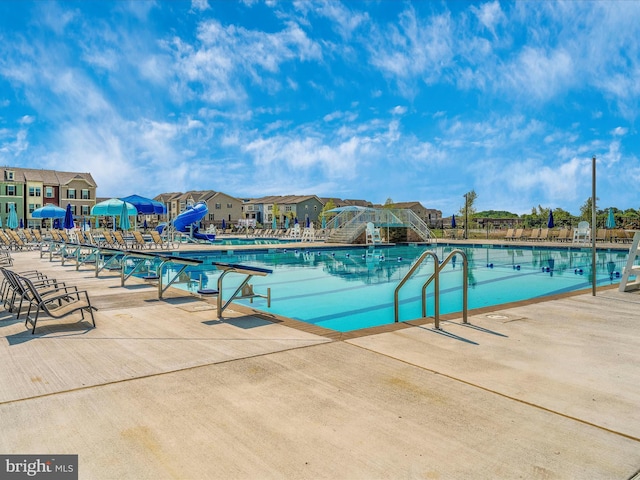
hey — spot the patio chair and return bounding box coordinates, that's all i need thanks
[101,230,118,248]
[595,229,608,243]
[150,231,174,249]
[504,229,515,240]
[528,228,540,241]
[112,231,130,249]
[131,231,152,249]
[2,268,76,319]
[539,229,549,241]
[20,274,97,334]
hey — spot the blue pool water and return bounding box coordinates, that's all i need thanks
[146,244,630,332]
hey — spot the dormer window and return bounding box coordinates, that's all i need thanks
[4,171,14,181]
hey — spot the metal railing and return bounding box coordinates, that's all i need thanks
[394,249,468,329]
[326,208,434,244]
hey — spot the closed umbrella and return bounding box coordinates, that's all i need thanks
[7,203,18,230]
[306,217,310,228]
[119,201,131,231]
[272,216,277,230]
[143,219,148,231]
[63,203,74,230]
[321,215,326,229]
[547,209,555,229]
[221,219,226,230]
[19,219,23,229]
[53,218,61,229]
[284,217,289,229]
[294,217,298,225]
[606,208,615,229]
[451,214,456,228]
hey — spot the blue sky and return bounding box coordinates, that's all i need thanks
[0,1,638,216]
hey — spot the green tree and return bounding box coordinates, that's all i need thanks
[459,190,477,218]
[579,197,599,221]
[321,199,336,218]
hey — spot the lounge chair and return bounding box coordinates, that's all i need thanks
[504,229,515,241]
[112,231,130,249]
[556,229,571,242]
[595,229,608,243]
[150,231,174,249]
[512,228,526,241]
[131,231,152,249]
[539,229,549,241]
[528,228,540,241]
[20,274,97,334]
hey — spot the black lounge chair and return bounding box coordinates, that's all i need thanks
[20,275,97,334]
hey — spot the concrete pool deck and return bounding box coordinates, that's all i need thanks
[0,245,639,479]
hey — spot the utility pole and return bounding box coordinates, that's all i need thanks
[464,193,468,240]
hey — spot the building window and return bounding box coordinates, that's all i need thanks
[5,171,14,180]
[68,189,76,199]
[285,206,292,212]
[81,205,90,215]
[267,205,272,211]
[6,185,15,196]
[227,203,232,208]
[28,204,36,213]
[81,189,89,200]
[305,205,308,210]
[215,203,221,209]
[45,187,54,198]
[314,205,317,212]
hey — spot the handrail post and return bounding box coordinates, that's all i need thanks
[394,250,438,323]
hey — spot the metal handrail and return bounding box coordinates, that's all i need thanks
[394,250,439,323]
[421,249,468,329]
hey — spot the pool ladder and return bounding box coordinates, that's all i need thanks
[393,249,468,329]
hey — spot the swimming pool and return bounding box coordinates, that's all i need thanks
[208,237,296,246]
[148,244,630,332]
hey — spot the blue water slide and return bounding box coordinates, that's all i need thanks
[172,202,216,241]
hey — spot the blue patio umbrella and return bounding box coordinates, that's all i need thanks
[294,217,298,225]
[606,207,616,229]
[19,218,23,229]
[119,201,131,231]
[7,203,18,229]
[306,217,310,228]
[547,209,555,229]
[143,219,148,231]
[321,215,326,229]
[284,217,289,229]
[272,216,277,230]
[221,219,226,230]
[53,218,61,229]
[63,203,74,230]
[32,204,66,219]
[451,214,456,228]
[0,214,3,228]
[120,194,166,215]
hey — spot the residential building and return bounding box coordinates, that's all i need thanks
[154,190,242,229]
[243,195,324,227]
[0,167,97,228]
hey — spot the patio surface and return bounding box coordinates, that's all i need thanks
[0,245,639,479]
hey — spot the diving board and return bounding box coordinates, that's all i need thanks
[212,262,272,318]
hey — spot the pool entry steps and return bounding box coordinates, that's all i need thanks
[394,249,468,329]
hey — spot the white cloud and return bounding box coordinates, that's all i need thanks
[611,126,628,136]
